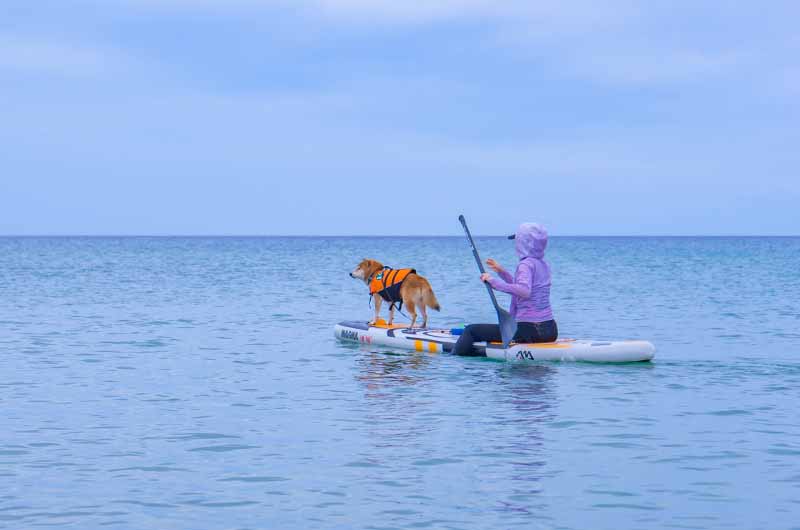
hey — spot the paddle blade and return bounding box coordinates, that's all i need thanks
[497,307,517,348]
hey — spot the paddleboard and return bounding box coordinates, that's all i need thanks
[334,321,655,363]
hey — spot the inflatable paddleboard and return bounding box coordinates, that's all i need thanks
[334,321,655,363]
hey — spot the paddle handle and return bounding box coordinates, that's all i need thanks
[458,215,502,311]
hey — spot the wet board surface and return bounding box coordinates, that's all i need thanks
[334,321,655,363]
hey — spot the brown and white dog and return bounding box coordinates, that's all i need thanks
[350,259,440,328]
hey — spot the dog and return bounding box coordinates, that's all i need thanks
[350,258,440,328]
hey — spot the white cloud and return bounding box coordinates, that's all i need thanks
[107,0,630,26]
[0,82,740,184]
[102,0,765,87]
[0,34,119,76]
[552,47,752,85]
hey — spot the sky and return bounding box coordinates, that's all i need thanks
[1,0,798,235]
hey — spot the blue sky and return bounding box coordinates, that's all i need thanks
[1,0,798,235]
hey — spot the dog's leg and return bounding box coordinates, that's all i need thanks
[406,301,416,329]
[388,304,395,325]
[420,304,428,329]
[371,295,382,325]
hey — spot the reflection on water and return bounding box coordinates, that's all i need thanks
[494,365,557,511]
[497,364,556,415]
[355,350,560,517]
[354,348,435,396]
[355,348,439,457]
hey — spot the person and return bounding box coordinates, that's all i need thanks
[453,222,558,356]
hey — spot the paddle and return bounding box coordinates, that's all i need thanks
[458,214,517,348]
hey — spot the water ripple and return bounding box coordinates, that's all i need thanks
[1,236,799,530]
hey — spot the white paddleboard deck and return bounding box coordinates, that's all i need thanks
[335,321,655,363]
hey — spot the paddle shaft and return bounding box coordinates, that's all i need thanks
[458,215,503,314]
[458,215,517,347]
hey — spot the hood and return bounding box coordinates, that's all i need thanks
[514,223,548,259]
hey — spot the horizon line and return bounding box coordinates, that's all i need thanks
[1,234,799,238]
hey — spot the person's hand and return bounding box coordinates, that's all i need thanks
[486,258,502,273]
[480,273,491,283]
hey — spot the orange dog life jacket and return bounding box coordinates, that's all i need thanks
[369,267,416,308]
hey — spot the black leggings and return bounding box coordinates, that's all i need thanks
[453,320,558,356]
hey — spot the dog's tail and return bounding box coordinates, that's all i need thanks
[425,290,441,312]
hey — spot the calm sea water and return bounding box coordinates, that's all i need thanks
[1,236,799,530]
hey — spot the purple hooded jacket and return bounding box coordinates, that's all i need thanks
[487,223,554,323]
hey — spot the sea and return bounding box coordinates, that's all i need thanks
[1,236,799,530]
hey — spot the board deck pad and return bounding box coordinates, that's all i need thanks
[335,321,655,363]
